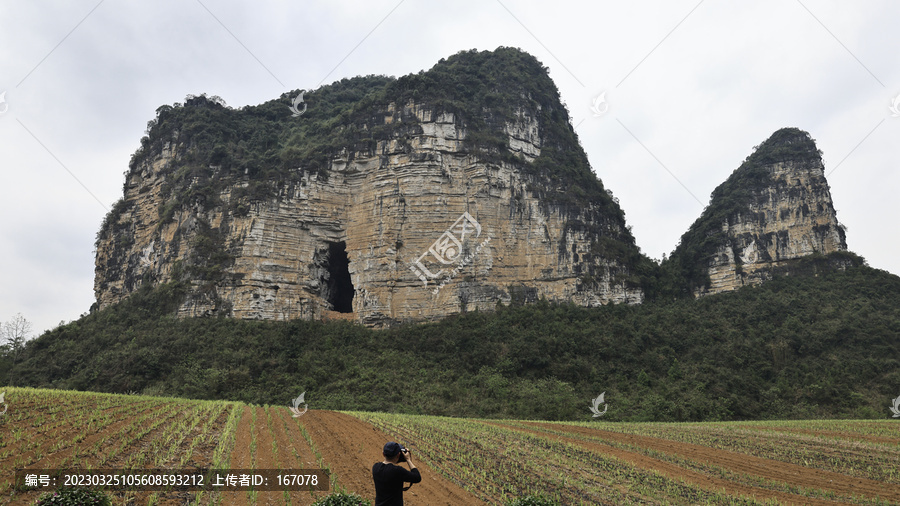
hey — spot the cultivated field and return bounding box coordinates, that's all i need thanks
[0,387,898,505]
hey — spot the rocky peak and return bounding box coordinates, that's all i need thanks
[664,127,848,296]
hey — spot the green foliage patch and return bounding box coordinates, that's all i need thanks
[311,492,371,506]
[7,263,900,422]
[34,488,112,506]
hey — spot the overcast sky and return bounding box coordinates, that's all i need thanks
[1,0,898,336]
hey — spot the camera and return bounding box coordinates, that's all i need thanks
[397,445,409,462]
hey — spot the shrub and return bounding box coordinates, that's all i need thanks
[311,491,371,506]
[34,488,112,505]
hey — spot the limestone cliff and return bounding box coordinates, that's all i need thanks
[94,48,645,325]
[664,127,848,296]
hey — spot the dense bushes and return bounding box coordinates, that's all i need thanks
[311,492,370,506]
[35,488,112,506]
[7,265,900,422]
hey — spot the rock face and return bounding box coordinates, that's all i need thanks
[94,49,644,326]
[94,53,852,323]
[667,128,847,296]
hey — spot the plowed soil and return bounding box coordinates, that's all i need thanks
[4,388,897,506]
[1,402,228,506]
[300,410,481,505]
[519,421,900,504]
[745,424,900,445]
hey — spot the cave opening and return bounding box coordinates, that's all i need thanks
[325,241,354,313]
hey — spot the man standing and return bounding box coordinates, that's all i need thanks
[372,441,422,505]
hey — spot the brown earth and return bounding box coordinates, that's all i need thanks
[0,401,163,472]
[252,407,291,506]
[745,424,900,446]
[0,403,177,505]
[301,410,482,506]
[522,421,900,504]
[269,408,321,505]
[7,392,895,506]
[150,404,232,506]
[98,405,186,468]
[222,405,255,506]
[322,310,358,322]
[0,402,232,506]
[272,408,318,469]
[218,406,340,505]
[487,422,833,506]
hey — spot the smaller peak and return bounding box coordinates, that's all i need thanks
[747,127,820,166]
[761,127,816,148]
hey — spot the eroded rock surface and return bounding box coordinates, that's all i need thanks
[667,128,847,296]
[95,100,642,326]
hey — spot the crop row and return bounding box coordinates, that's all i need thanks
[564,419,900,484]
[496,420,894,505]
[352,412,769,505]
[0,387,240,505]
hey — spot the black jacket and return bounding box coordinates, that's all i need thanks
[372,462,422,506]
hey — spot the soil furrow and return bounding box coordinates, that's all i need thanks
[488,421,834,506]
[745,425,900,446]
[224,405,255,506]
[253,406,283,506]
[525,421,900,503]
[304,410,481,506]
[271,408,318,506]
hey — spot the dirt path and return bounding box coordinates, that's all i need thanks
[223,405,255,506]
[253,406,290,506]
[523,422,900,504]
[302,410,481,506]
[269,408,320,506]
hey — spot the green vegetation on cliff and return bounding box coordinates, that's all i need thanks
[657,127,840,297]
[6,260,898,422]
[122,48,624,219]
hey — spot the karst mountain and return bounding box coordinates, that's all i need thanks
[93,47,850,326]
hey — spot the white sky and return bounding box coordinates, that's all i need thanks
[1,0,898,336]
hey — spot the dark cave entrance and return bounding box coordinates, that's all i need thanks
[325,241,354,313]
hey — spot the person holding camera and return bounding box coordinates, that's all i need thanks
[372,441,421,506]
